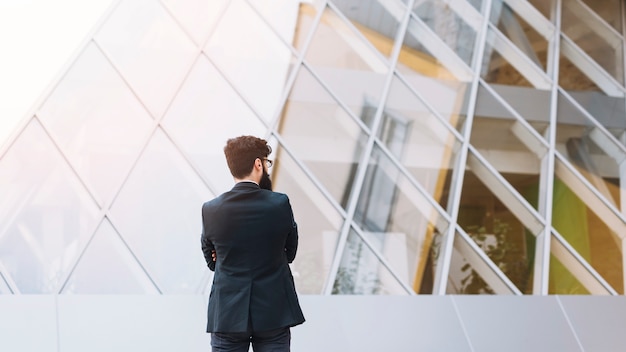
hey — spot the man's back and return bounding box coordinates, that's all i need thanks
[201,182,304,333]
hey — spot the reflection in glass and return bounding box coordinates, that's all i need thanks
[352,145,449,294]
[205,0,296,123]
[161,56,266,195]
[276,66,368,209]
[331,0,404,59]
[304,5,390,126]
[270,142,344,294]
[580,0,622,32]
[482,28,533,87]
[160,0,227,46]
[561,1,624,85]
[457,170,536,294]
[413,0,478,66]
[383,75,462,210]
[556,92,626,212]
[490,1,548,72]
[94,0,198,118]
[38,43,154,207]
[471,84,544,207]
[551,176,624,293]
[0,120,100,293]
[109,129,213,293]
[447,232,497,294]
[548,254,590,294]
[333,229,408,295]
[61,219,158,294]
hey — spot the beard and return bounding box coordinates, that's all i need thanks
[259,169,273,191]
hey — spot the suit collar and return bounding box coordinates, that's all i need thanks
[233,181,260,191]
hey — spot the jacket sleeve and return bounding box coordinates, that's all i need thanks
[284,196,298,263]
[201,205,216,271]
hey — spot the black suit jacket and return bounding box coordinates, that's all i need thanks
[201,182,305,333]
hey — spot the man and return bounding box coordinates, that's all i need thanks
[201,135,305,352]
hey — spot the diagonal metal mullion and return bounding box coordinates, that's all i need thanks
[323,0,415,295]
[0,261,17,294]
[432,0,494,295]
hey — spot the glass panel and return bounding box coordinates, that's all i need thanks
[469,0,482,12]
[270,142,345,294]
[528,0,554,21]
[581,0,622,34]
[160,0,227,46]
[333,229,408,295]
[447,231,497,294]
[472,84,544,207]
[246,0,323,52]
[109,129,213,293]
[490,1,548,71]
[383,75,462,210]
[398,15,471,82]
[353,144,450,294]
[38,43,154,207]
[304,5,390,126]
[556,91,626,211]
[331,0,405,59]
[549,254,590,294]
[205,0,296,123]
[561,1,624,85]
[558,55,602,93]
[61,219,158,294]
[551,177,624,293]
[483,83,551,139]
[412,0,478,66]
[0,120,101,293]
[482,27,534,87]
[94,0,199,118]
[457,165,537,294]
[276,66,368,209]
[161,56,266,195]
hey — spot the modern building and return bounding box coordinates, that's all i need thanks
[1,0,626,350]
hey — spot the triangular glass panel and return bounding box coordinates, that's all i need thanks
[447,231,499,294]
[480,82,551,139]
[353,144,450,294]
[382,74,462,210]
[548,253,590,294]
[331,0,406,59]
[398,15,473,83]
[37,42,154,208]
[61,219,159,294]
[528,0,555,21]
[270,140,345,294]
[0,119,100,293]
[246,0,323,52]
[304,5,390,127]
[581,0,622,32]
[275,66,368,210]
[412,0,479,67]
[558,55,602,93]
[481,27,538,88]
[561,1,624,85]
[471,83,545,207]
[160,0,228,46]
[457,153,541,293]
[205,0,297,123]
[332,228,409,295]
[551,176,624,293]
[556,91,626,211]
[94,0,199,119]
[109,128,213,293]
[489,1,549,72]
[468,0,482,12]
[161,55,267,195]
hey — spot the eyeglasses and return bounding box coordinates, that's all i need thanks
[262,158,273,168]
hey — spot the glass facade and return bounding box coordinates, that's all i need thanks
[1,0,626,296]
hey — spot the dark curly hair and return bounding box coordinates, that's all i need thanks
[224,135,272,179]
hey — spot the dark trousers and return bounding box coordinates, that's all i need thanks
[211,327,291,352]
